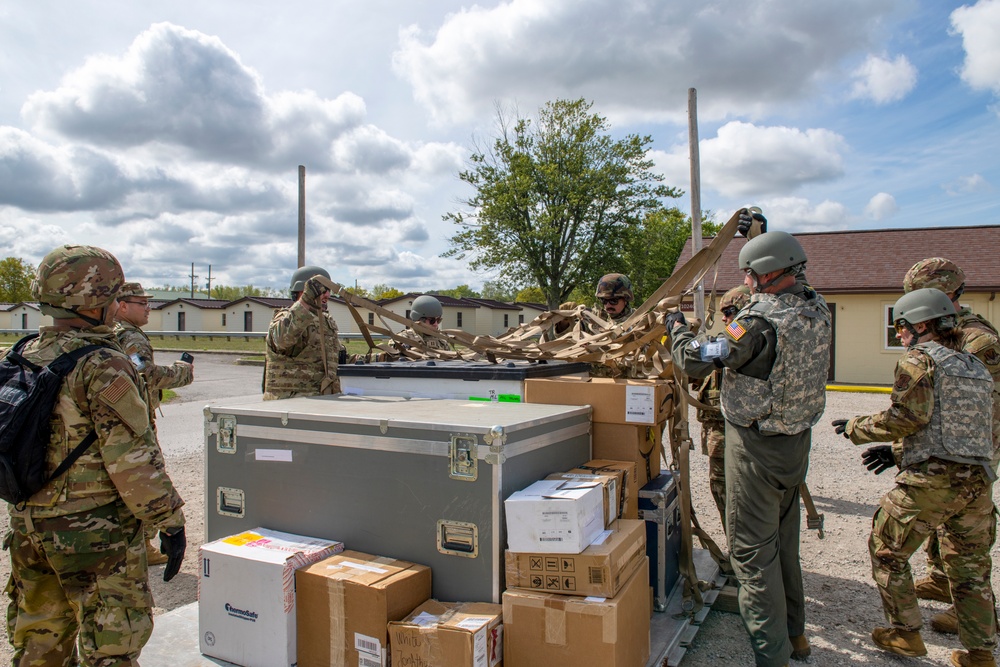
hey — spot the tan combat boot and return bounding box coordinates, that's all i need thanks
[871,627,927,657]
[790,634,811,660]
[931,606,959,635]
[147,538,169,566]
[914,574,952,603]
[951,649,997,667]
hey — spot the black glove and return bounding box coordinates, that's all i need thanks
[737,209,767,238]
[862,446,896,475]
[302,276,330,307]
[180,352,194,364]
[831,418,849,439]
[338,348,348,364]
[664,311,687,331]
[159,527,186,582]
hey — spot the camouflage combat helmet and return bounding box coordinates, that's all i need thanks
[32,245,124,318]
[289,265,330,293]
[739,231,807,275]
[720,285,751,312]
[903,258,966,296]
[118,281,153,299]
[595,274,634,302]
[410,295,443,320]
[893,287,957,325]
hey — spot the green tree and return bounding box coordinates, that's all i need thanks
[0,257,35,302]
[481,280,517,302]
[371,284,404,300]
[436,285,480,299]
[210,285,266,300]
[444,98,680,309]
[514,286,545,303]
[344,285,372,299]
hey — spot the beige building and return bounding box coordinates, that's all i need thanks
[379,294,481,334]
[157,298,229,332]
[2,303,50,331]
[675,225,1000,385]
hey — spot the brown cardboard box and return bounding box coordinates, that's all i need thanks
[502,558,650,667]
[546,470,622,527]
[296,550,431,667]
[567,459,638,521]
[389,600,503,667]
[505,519,646,597]
[524,376,671,425]
[592,422,664,487]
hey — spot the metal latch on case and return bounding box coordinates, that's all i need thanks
[217,487,245,517]
[449,435,478,481]
[217,415,237,454]
[437,520,478,558]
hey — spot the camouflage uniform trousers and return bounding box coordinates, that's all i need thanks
[5,500,152,666]
[869,466,997,650]
[701,419,727,533]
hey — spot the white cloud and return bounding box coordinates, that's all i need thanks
[944,173,992,195]
[850,54,917,104]
[393,0,898,124]
[659,122,847,198]
[864,192,898,220]
[760,196,853,231]
[951,0,1000,94]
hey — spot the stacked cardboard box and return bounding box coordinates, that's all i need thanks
[388,599,504,667]
[525,377,670,486]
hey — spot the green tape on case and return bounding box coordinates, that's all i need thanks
[498,394,521,402]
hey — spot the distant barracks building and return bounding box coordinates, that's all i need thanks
[676,224,1000,385]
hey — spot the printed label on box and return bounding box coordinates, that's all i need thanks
[409,611,439,627]
[625,385,656,423]
[354,633,382,657]
[456,617,492,631]
[473,626,487,667]
[490,625,503,667]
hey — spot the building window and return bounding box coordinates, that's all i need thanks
[457,312,463,327]
[884,305,903,350]
[519,314,524,324]
[222,314,227,326]
[504,314,509,327]
[368,313,375,325]
[177,312,186,331]
[405,309,411,320]
[21,313,27,329]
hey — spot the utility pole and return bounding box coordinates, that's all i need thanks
[298,165,306,268]
[189,263,198,298]
[688,88,705,329]
[205,265,213,298]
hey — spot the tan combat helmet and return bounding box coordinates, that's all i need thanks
[32,245,124,320]
[119,282,154,299]
[595,274,634,303]
[720,285,751,313]
[903,258,966,297]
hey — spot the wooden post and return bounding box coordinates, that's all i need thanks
[298,165,306,268]
[688,88,705,329]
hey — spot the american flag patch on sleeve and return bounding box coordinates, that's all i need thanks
[726,320,748,341]
[100,376,131,404]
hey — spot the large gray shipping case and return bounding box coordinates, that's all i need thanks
[204,395,591,603]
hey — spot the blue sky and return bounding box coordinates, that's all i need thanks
[0,0,997,292]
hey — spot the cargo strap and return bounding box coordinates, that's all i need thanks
[799,482,825,539]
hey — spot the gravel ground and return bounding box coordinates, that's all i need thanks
[1,359,997,666]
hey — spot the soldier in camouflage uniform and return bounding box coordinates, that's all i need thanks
[263,266,342,400]
[671,231,830,667]
[834,288,996,667]
[899,259,1000,639]
[114,281,193,566]
[693,285,751,534]
[595,273,634,323]
[4,245,186,666]
[397,295,452,351]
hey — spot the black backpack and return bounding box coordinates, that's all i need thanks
[0,334,103,508]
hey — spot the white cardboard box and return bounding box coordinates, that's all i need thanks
[199,527,344,667]
[504,479,605,554]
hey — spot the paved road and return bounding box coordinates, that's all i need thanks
[155,353,263,457]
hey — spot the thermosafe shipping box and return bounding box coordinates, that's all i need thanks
[204,395,591,602]
[198,528,344,667]
[502,558,650,667]
[505,519,647,597]
[504,478,605,554]
[296,550,432,667]
[388,600,503,667]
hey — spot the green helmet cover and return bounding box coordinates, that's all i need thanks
[32,245,124,317]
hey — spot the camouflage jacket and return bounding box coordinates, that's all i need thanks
[263,300,341,400]
[846,342,993,480]
[693,371,723,424]
[958,308,1000,452]
[3,326,185,528]
[398,326,453,351]
[114,320,193,414]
